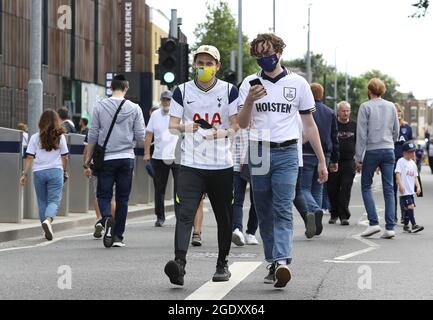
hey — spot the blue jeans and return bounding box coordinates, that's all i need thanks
[97,159,134,240]
[361,149,395,231]
[249,144,298,264]
[233,172,258,235]
[33,168,64,223]
[301,155,329,214]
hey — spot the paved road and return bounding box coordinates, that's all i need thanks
[1,169,432,300]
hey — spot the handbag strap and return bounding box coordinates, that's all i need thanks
[102,99,127,149]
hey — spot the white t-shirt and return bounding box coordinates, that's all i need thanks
[146,109,179,160]
[170,79,239,170]
[26,133,69,172]
[238,68,316,143]
[395,158,418,196]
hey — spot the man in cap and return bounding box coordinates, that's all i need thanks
[164,45,239,286]
[145,90,179,227]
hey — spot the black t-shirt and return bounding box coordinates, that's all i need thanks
[337,120,357,161]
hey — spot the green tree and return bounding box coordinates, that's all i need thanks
[193,0,258,82]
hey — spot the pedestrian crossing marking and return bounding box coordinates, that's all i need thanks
[185,262,262,300]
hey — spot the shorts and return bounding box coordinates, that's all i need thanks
[400,195,415,209]
[90,175,115,200]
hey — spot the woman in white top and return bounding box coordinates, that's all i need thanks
[20,110,69,241]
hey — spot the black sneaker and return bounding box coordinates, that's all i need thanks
[93,222,104,239]
[412,225,424,233]
[305,213,316,239]
[212,260,231,282]
[155,219,165,227]
[103,217,115,248]
[403,225,412,233]
[315,210,324,236]
[113,236,126,248]
[191,233,202,247]
[264,263,276,284]
[164,259,186,286]
[274,264,292,288]
[340,219,350,226]
[328,218,338,224]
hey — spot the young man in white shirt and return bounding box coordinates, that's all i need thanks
[145,90,179,227]
[164,45,239,286]
[238,34,328,289]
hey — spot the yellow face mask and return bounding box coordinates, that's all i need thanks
[196,66,217,82]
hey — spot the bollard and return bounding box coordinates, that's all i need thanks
[58,135,70,217]
[131,142,149,204]
[68,134,89,213]
[0,128,24,223]
[165,170,174,201]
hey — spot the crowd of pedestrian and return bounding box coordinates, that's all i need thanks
[18,33,427,292]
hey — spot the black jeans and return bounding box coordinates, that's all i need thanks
[151,159,179,221]
[429,157,433,174]
[327,160,355,221]
[174,166,233,263]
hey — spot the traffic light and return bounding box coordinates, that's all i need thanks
[177,42,190,84]
[156,37,179,86]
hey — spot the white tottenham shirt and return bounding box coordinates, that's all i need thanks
[26,133,69,172]
[238,68,316,143]
[395,158,418,196]
[146,109,179,160]
[170,79,239,170]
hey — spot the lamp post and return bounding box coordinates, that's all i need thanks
[306,4,312,83]
[237,0,243,84]
[273,0,276,33]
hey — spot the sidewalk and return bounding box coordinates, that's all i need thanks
[0,202,173,243]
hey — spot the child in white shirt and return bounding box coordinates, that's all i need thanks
[395,142,424,233]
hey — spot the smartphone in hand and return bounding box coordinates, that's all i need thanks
[249,78,263,87]
[195,118,213,130]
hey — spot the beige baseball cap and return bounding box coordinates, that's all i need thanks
[194,45,221,62]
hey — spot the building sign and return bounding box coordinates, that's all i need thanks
[122,1,134,72]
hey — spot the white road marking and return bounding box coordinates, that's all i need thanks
[185,262,263,301]
[324,260,400,264]
[0,214,176,253]
[330,206,384,262]
[334,247,377,261]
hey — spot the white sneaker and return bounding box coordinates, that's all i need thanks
[380,230,396,239]
[360,225,382,238]
[245,233,259,245]
[232,228,245,247]
[42,219,54,241]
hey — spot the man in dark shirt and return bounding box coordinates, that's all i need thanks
[301,83,339,236]
[328,101,357,225]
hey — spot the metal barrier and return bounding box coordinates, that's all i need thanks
[68,134,89,213]
[0,127,23,223]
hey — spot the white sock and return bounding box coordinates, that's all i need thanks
[277,260,287,266]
